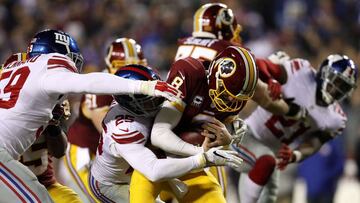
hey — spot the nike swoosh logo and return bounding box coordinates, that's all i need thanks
[120,128,129,132]
[213,150,226,159]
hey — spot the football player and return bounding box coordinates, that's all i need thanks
[21,101,82,203]
[3,53,82,203]
[89,64,242,202]
[0,29,180,202]
[62,38,147,203]
[231,53,358,203]
[173,3,303,196]
[129,46,258,203]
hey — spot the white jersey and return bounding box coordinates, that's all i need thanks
[91,104,202,185]
[246,58,346,149]
[91,104,152,185]
[0,53,75,159]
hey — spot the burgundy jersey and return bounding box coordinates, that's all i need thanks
[20,134,56,187]
[175,37,235,68]
[67,94,113,154]
[167,57,239,134]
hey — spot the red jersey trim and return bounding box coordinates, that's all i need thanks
[111,131,145,144]
[47,57,77,73]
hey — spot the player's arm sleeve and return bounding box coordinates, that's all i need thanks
[151,58,204,156]
[41,70,143,96]
[151,101,204,156]
[293,131,331,162]
[110,143,203,182]
[252,79,290,115]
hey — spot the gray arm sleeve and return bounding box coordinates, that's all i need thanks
[42,71,142,95]
[151,101,204,156]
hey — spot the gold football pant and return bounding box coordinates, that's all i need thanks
[47,182,82,203]
[64,144,99,203]
[130,169,226,203]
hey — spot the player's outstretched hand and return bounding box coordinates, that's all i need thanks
[140,80,183,102]
[203,147,243,170]
[276,144,294,170]
[201,118,232,147]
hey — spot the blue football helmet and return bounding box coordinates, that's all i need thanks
[113,64,164,117]
[27,29,84,72]
[317,54,358,104]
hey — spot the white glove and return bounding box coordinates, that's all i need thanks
[139,80,182,102]
[268,51,290,65]
[203,147,243,170]
[231,118,247,145]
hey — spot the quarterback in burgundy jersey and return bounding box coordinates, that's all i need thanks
[90,65,242,202]
[231,53,358,203]
[134,46,258,203]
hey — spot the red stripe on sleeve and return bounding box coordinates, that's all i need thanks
[47,58,77,73]
[111,132,145,144]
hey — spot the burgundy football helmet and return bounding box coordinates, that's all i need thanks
[104,38,147,74]
[192,3,242,43]
[208,46,258,112]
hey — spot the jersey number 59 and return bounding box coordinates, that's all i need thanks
[0,66,30,109]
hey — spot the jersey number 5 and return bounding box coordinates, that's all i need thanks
[0,66,30,109]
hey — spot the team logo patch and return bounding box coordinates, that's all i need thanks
[54,32,70,53]
[218,58,236,78]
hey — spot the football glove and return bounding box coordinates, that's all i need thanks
[231,117,247,145]
[276,144,295,170]
[49,100,71,126]
[140,80,182,102]
[203,147,243,170]
[268,51,290,65]
[267,78,282,100]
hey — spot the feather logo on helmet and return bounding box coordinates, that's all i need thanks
[217,58,236,78]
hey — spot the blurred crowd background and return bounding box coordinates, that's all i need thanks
[1,0,360,202]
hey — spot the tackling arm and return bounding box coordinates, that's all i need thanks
[294,131,333,162]
[277,131,332,170]
[42,70,181,101]
[42,71,142,95]
[151,101,204,156]
[110,143,204,182]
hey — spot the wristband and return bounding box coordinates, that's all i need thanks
[292,150,302,162]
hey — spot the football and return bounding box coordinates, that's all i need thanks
[179,130,204,146]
